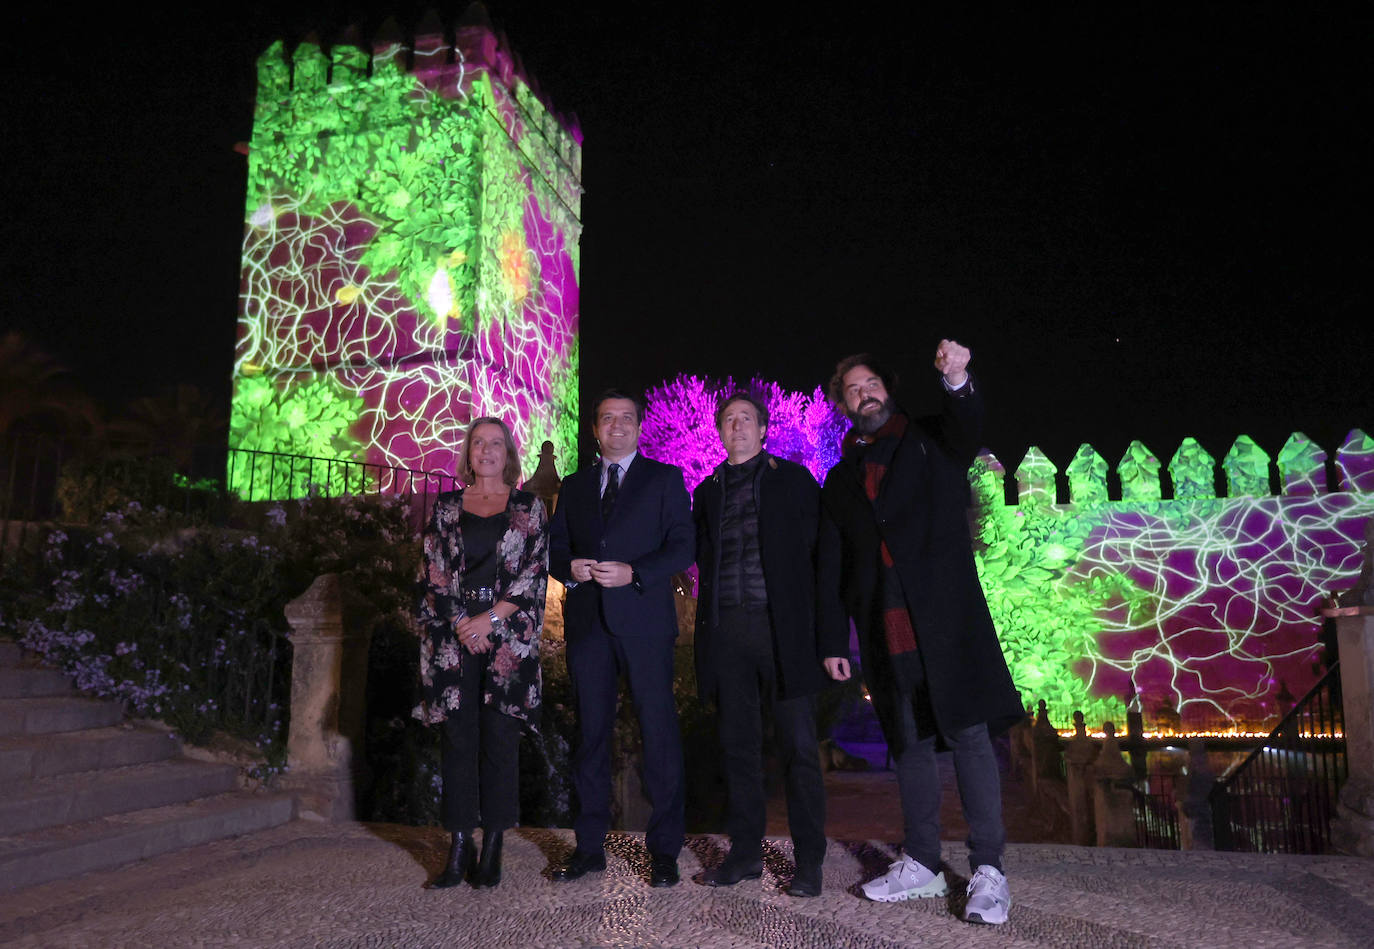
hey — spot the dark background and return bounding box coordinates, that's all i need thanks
[3,2,1369,475]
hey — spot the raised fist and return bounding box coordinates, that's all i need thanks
[934,339,971,386]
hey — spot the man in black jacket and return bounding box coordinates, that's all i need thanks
[817,343,1023,925]
[692,391,847,897]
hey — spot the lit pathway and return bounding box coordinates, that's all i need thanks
[2,821,1371,947]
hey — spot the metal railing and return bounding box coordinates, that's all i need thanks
[1,435,461,559]
[1209,663,1346,854]
[224,446,458,514]
[1130,772,1182,849]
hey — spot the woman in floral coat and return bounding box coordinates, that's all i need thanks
[415,416,549,890]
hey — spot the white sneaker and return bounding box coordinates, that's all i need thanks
[963,864,1011,925]
[860,854,948,902]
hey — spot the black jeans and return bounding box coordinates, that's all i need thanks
[439,648,522,832]
[714,607,826,867]
[891,686,1004,873]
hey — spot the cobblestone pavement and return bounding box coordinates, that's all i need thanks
[3,821,1373,948]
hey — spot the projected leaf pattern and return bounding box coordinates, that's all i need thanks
[231,41,580,494]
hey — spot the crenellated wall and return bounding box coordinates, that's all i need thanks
[975,429,1374,730]
[231,9,582,497]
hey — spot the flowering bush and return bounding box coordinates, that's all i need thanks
[0,492,420,782]
[1,507,292,763]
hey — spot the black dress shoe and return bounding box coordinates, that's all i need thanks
[550,850,606,881]
[703,853,763,887]
[472,830,504,888]
[786,863,822,898]
[649,854,680,888]
[426,830,475,889]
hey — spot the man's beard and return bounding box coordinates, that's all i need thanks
[847,396,896,436]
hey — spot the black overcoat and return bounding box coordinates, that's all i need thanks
[817,378,1023,749]
[692,454,832,702]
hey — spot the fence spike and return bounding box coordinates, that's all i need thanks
[256,40,290,101]
[371,16,409,74]
[1168,437,1216,500]
[291,36,329,93]
[328,29,368,86]
[412,8,450,71]
[1336,428,1374,493]
[1222,435,1272,497]
[1276,431,1328,495]
[1014,446,1058,506]
[969,449,1006,507]
[1065,443,1108,504]
[1117,440,1161,502]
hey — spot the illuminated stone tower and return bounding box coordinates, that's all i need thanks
[230,7,581,495]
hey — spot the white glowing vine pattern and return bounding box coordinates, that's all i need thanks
[235,191,577,482]
[231,44,580,492]
[1069,492,1374,724]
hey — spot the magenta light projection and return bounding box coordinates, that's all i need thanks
[639,375,847,493]
[230,20,581,497]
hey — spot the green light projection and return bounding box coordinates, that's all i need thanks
[232,28,581,497]
[971,430,1374,729]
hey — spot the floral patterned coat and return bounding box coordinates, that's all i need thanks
[413,488,549,727]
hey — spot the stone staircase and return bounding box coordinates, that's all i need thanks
[0,640,297,892]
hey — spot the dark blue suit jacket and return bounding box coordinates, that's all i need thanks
[549,454,695,638]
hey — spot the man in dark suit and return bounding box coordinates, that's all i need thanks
[548,389,695,887]
[692,391,847,897]
[817,342,1023,926]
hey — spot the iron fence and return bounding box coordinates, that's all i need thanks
[223,446,458,530]
[1129,772,1182,849]
[1209,663,1346,854]
[1,435,460,560]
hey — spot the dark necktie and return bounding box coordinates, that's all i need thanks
[601,462,621,522]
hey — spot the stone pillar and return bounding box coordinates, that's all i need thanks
[1063,711,1099,846]
[521,440,563,515]
[1008,704,1034,781]
[1030,699,1062,793]
[281,573,377,821]
[1092,721,1137,847]
[1329,607,1374,856]
[1177,737,1215,850]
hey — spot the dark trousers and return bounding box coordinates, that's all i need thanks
[715,607,826,866]
[439,649,522,832]
[891,685,1005,873]
[566,617,685,858]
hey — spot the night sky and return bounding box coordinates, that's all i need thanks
[4,2,1369,478]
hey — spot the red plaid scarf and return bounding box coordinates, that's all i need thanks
[846,414,919,657]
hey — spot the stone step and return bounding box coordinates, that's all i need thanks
[0,696,125,737]
[0,790,297,893]
[0,665,73,699]
[0,724,178,782]
[0,758,238,836]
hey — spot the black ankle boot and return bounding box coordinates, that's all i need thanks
[427,830,475,889]
[474,830,504,888]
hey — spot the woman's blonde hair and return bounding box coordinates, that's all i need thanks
[458,416,522,487]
